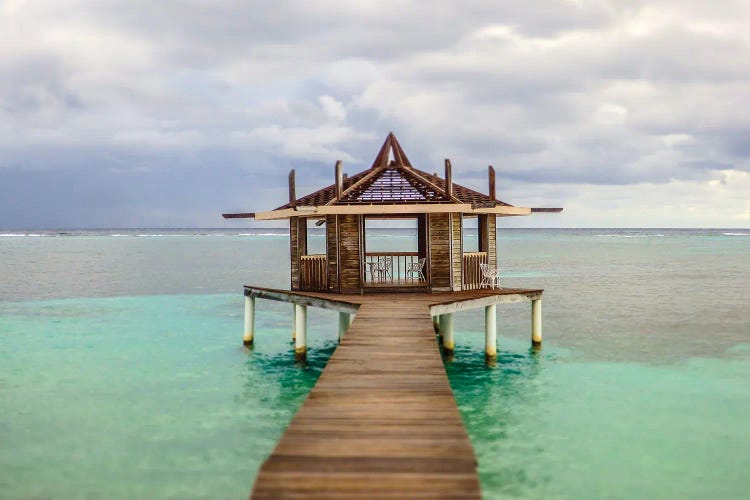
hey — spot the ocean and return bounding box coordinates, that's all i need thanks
[1,228,748,499]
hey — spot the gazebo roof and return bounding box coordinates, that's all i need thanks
[222,132,562,221]
[275,132,511,210]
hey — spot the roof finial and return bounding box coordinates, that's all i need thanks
[370,132,412,169]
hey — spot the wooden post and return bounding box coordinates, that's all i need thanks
[338,311,350,341]
[488,165,496,200]
[295,304,307,361]
[243,296,255,346]
[444,159,453,199]
[441,313,454,355]
[532,299,542,348]
[335,160,343,200]
[288,169,296,206]
[485,304,497,361]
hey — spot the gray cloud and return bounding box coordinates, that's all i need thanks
[1,0,749,227]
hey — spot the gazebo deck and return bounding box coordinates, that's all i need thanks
[246,287,543,499]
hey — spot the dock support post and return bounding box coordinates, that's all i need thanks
[295,304,307,361]
[338,312,351,341]
[243,296,255,346]
[441,314,454,356]
[532,298,542,348]
[485,304,497,362]
[291,304,296,341]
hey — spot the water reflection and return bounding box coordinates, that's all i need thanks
[444,344,552,496]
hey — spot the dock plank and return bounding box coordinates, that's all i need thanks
[248,288,543,499]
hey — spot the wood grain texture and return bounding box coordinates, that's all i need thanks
[451,213,463,290]
[246,288,542,499]
[290,217,300,290]
[326,215,339,292]
[338,214,361,293]
[428,213,451,289]
[488,214,497,269]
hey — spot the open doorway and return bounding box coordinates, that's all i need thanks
[362,216,428,287]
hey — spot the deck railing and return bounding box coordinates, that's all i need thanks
[462,251,488,290]
[300,254,328,291]
[364,252,425,286]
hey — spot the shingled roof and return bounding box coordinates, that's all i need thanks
[275,132,511,210]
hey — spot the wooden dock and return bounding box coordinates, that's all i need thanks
[246,287,543,499]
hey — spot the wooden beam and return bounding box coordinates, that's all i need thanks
[444,159,453,199]
[255,204,532,220]
[531,207,564,213]
[473,206,531,216]
[488,165,496,200]
[335,160,343,200]
[243,286,360,314]
[430,291,542,316]
[288,169,296,206]
[222,212,255,219]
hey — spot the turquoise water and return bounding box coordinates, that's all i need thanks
[1,228,749,498]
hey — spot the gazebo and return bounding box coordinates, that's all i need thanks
[224,132,560,294]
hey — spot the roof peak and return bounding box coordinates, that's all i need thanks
[370,132,412,169]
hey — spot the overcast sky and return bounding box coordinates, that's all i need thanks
[2,0,749,228]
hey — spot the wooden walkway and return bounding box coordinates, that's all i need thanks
[248,289,542,499]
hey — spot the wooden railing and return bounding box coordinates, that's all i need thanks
[300,254,328,291]
[462,251,488,290]
[364,252,425,286]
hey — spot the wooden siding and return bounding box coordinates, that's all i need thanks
[428,213,451,289]
[338,214,362,293]
[488,214,497,268]
[451,213,463,291]
[300,255,328,292]
[326,215,339,292]
[289,217,300,290]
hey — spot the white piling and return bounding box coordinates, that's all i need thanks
[338,312,351,341]
[295,304,307,360]
[485,304,497,360]
[291,303,296,341]
[532,298,542,348]
[243,296,255,346]
[442,313,454,355]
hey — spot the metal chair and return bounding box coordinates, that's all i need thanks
[479,263,501,289]
[406,257,426,282]
[376,256,393,282]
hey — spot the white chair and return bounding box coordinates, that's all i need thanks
[376,256,393,282]
[480,263,501,289]
[406,258,426,282]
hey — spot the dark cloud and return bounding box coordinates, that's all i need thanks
[1,0,749,227]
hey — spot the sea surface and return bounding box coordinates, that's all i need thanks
[1,228,748,499]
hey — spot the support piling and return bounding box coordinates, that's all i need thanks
[338,312,350,341]
[441,313,454,356]
[485,304,497,361]
[295,304,307,361]
[243,296,255,346]
[531,298,542,348]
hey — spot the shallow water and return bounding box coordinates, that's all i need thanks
[1,228,748,498]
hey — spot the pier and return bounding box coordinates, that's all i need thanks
[222,132,560,497]
[245,286,543,498]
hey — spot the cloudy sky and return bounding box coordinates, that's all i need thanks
[1,0,749,228]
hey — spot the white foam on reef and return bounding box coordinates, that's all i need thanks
[0,233,45,237]
[723,232,749,236]
[596,233,665,238]
[238,232,290,237]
